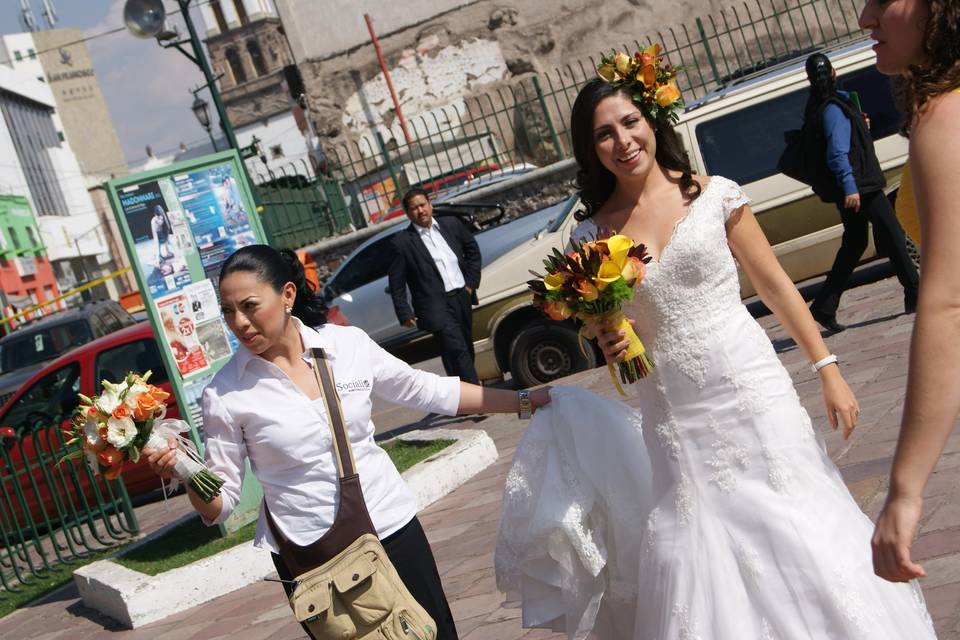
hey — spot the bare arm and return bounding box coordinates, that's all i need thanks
[726,204,859,436]
[457,382,550,415]
[887,93,960,502]
[872,92,960,583]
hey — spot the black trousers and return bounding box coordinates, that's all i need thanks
[811,189,919,317]
[432,288,479,384]
[271,517,459,639]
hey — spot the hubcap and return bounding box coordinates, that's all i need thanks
[529,341,571,379]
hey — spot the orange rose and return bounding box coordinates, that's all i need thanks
[544,301,573,321]
[640,43,662,66]
[655,81,681,107]
[637,63,656,87]
[149,386,170,404]
[98,445,124,468]
[112,404,130,420]
[572,279,599,302]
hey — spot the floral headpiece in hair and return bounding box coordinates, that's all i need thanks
[596,44,683,123]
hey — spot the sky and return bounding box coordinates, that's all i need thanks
[0,0,214,171]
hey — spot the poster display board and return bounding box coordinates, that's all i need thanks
[106,151,265,533]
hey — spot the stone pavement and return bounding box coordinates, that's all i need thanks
[1,274,959,639]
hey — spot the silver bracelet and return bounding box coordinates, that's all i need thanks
[811,354,838,373]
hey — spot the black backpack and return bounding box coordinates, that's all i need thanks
[777,99,844,203]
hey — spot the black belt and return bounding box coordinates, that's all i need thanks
[444,287,465,297]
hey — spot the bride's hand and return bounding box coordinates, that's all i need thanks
[819,366,859,439]
[593,320,632,363]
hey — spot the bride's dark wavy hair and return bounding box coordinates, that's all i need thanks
[570,78,701,221]
[899,0,960,135]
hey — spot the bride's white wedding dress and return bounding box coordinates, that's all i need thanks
[495,177,937,639]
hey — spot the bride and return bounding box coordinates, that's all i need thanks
[496,48,937,639]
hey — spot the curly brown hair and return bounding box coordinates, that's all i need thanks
[901,0,960,134]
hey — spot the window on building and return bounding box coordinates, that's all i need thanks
[270,144,284,159]
[225,47,247,84]
[247,40,268,77]
[57,131,64,142]
[9,227,21,250]
[14,50,22,61]
[233,0,249,25]
[210,0,229,33]
[26,226,38,247]
[27,48,35,59]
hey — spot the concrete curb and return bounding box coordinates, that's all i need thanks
[395,428,499,511]
[72,427,498,628]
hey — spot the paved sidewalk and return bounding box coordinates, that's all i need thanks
[1,275,958,639]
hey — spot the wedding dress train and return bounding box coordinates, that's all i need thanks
[495,177,937,639]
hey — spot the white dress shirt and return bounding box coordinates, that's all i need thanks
[415,219,466,292]
[200,318,461,553]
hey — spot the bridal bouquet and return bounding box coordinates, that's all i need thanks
[59,371,224,502]
[528,235,654,394]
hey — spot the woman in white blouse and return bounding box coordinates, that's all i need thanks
[145,245,550,639]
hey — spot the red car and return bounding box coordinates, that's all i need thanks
[0,322,175,524]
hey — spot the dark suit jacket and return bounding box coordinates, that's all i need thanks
[388,217,481,332]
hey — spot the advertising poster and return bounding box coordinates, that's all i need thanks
[156,290,208,377]
[116,181,193,296]
[173,164,257,280]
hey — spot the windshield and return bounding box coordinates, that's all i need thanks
[0,320,92,373]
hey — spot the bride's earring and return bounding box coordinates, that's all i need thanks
[285,306,292,315]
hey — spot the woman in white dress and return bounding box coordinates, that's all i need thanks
[561,56,937,637]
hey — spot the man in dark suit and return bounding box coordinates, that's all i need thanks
[388,187,481,384]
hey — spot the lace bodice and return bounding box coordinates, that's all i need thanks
[572,176,750,387]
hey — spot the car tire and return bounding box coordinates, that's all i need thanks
[509,322,599,387]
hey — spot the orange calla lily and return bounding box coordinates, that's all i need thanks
[637,64,656,87]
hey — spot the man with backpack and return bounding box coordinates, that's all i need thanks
[796,53,918,332]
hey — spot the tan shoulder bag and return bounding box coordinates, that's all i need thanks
[265,347,437,640]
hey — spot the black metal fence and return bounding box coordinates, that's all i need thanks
[253,0,865,249]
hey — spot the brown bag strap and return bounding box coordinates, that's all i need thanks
[263,347,377,573]
[310,347,356,480]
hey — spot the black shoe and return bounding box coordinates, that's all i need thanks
[811,308,847,333]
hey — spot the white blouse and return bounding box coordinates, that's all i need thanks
[200,319,461,553]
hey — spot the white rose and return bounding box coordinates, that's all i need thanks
[96,389,121,416]
[106,416,137,449]
[83,416,102,445]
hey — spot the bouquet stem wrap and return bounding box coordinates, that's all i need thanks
[144,419,224,503]
[581,310,655,396]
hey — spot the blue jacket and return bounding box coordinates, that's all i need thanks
[822,90,858,197]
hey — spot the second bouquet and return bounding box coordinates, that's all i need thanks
[60,371,224,502]
[528,235,654,394]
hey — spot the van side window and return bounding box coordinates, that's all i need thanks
[696,88,807,185]
[696,65,902,186]
[836,66,903,140]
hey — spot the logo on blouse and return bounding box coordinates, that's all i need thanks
[336,379,371,393]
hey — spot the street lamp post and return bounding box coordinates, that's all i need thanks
[124,0,238,150]
[191,91,217,151]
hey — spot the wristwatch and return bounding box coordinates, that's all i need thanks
[517,389,532,419]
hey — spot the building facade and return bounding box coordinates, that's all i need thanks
[0,63,116,304]
[199,0,314,175]
[1,28,127,180]
[0,194,60,332]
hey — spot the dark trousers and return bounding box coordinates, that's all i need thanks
[432,288,479,384]
[271,517,459,640]
[811,189,919,317]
